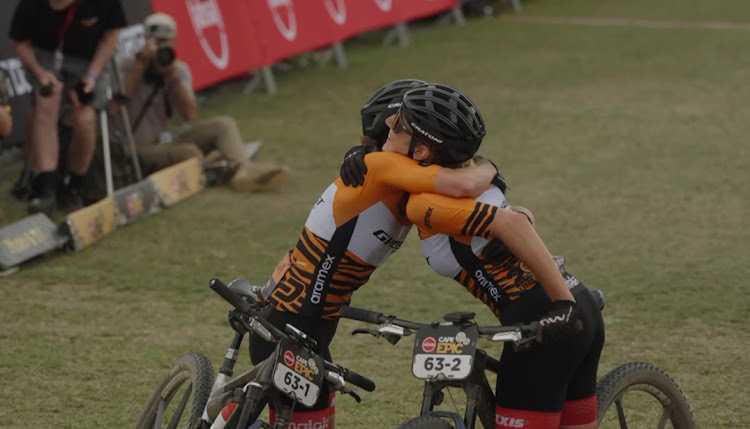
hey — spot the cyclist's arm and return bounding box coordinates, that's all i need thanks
[433,158,496,197]
[407,193,574,302]
[490,209,574,302]
[368,152,494,197]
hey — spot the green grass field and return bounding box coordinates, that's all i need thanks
[1,1,749,427]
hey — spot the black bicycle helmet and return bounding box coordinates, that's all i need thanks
[361,79,427,147]
[400,83,486,164]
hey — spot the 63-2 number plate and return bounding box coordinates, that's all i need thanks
[412,324,478,380]
[272,337,325,407]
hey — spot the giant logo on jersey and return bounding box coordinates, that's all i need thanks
[373,229,403,250]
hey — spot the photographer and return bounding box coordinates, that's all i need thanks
[9,0,126,217]
[118,13,290,193]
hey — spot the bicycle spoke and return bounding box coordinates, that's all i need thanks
[614,395,628,429]
[166,381,193,429]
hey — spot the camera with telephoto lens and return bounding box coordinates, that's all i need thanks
[155,43,175,67]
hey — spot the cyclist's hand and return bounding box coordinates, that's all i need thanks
[537,300,582,343]
[474,155,508,193]
[340,143,377,187]
[510,205,535,225]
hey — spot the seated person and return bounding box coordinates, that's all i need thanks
[115,13,290,192]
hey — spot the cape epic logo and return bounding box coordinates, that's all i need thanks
[374,0,392,12]
[324,0,346,25]
[267,0,297,41]
[186,0,229,70]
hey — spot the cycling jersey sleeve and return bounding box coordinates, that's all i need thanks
[364,152,441,193]
[406,193,499,239]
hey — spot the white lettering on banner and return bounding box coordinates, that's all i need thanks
[186,0,230,70]
[268,0,297,41]
[324,0,347,25]
[374,0,392,12]
[311,254,336,303]
[0,59,33,98]
[116,24,145,58]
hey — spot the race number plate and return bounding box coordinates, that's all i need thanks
[412,324,478,380]
[272,337,325,407]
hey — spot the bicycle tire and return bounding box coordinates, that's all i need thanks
[596,361,696,429]
[135,352,215,429]
[397,415,456,429]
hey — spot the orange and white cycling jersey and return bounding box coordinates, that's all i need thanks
[406,186,539,318]
[267,151,441,319]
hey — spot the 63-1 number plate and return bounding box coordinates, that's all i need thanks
[412,324,478,380]
[272,337,325,407]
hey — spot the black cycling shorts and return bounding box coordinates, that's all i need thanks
[495,278,606,412]
[249,307,339,411]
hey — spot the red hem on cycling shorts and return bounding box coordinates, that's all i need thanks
[560,394,597,426]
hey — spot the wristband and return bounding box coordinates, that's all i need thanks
[85,71,98,81]
[2,105,10,113]
[168,77,182,88]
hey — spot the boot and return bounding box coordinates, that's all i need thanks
[11,166,33,201]
[230,161,290,193]
[58,173,85,212]
[28,171,58,218]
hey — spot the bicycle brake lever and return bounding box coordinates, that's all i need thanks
[344,388,362,403]
[351,328,380,337]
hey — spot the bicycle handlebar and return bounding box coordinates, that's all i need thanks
[324,361,376,392]
[340,305,540,339]
[209,278,376,393]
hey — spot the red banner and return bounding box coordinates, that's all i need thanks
[246,0,350,66]
[151,0,266,90]
[336,0,401,40]
[397,0,459,22]
[152,0,459,90]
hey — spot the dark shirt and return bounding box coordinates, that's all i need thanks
[9,0,126,60]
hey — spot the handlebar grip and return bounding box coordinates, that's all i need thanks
[340,306,384,324]
[340,367,376,392]
[210,277,253,314]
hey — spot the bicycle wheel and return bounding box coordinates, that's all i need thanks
[596,361,696,429]
[397,415,456,429]
[135,352,215,429]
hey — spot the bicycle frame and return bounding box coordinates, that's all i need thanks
[416,349,498,429]
[341,306,538,429]
[135,278,375,429]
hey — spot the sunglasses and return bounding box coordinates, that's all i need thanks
[392,108,415,137]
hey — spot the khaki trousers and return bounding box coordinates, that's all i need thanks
[137,116,246,174]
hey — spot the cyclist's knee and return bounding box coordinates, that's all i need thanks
[495,405,560,429]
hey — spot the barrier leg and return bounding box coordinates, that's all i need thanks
[99,109,114,197]
[243,67,277,95]
[383,23,410,47]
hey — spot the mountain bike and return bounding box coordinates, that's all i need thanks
[340,291,695,429]
[134,278,375,429]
